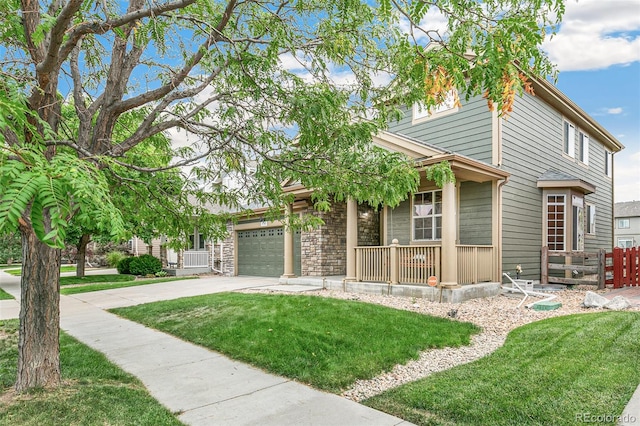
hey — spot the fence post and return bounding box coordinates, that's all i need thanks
[541,246,549,285]
[613,247,622,289]
[597,249,605,289]
[389,239,399,285]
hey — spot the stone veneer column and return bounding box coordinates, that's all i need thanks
[345,198,357,281]
[440,181,459,288]
[281,203,296,278]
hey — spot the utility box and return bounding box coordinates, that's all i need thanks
[533,301,562,311]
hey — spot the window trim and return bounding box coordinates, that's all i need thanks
[617,218,630,229]
[563,120,576,158]
[412,90,459,123]
[546,193,566,252]
[578,131,589,165]
[586,203,596,235]
[605,151,613,178]
[412,190,443,241]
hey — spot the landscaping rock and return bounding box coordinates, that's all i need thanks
[604,296,632,311]
[582,291,610,308]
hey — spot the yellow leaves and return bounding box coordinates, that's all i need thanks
[422,65,460,111]
[484,71,534,117]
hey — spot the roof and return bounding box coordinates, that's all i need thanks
[615,201,640,218]
[536,169,596,194]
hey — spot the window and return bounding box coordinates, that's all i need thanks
[547,195,565,251]
[572,196,584,251]
[188,231,206,250]
[605,151,613,177]
[413,190,442,240]
[618,238,635,248]
[563,120,575,158]
[586,204,596,235]
[578,132,589,165]
[618,218,630,229]
[413,90,458,121]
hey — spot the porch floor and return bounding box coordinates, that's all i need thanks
[278,276,501,303]
[164,267,211,276]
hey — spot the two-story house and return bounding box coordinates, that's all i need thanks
[209,77,623,299]
[614,201,640,248]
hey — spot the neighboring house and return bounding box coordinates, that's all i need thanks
[614,201,640,248]
[172,78,623,291]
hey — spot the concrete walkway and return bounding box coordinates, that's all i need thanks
[0,271,410,425]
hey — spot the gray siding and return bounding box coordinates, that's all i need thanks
[459,181,492,245]
[501,92,614,280]
[388,95,494,163]
[387,199,411,244]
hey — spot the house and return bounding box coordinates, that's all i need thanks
[170,77,623,299]
[614,201,640,248]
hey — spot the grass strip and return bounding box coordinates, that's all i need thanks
[61,276,199,295]
[60,274,135,286]
[364,311,640,426]
[112,292,479,393]
[0,288,13,300]
[4,265,76,276]
[0,319,182,425]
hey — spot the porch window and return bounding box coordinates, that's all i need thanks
[189,232,206,250]
[572,196,584,251]
[413,190,442,240]
[547,194,565,251]
[563,120,575,158]
[586,204,596,235]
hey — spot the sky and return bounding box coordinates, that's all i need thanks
[542,0,640,202]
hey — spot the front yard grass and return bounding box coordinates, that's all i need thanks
[111,293,479,393]
[4,265,76,276]
[0,320,182,425]
[60,276,199,295]
[0,289,13,300]
[364,311,640,426]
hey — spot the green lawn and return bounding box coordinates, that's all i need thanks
[0,288,13,300]
[4,265,76,276]
[60,274,135,286]
[364,311,640,426]
[60,276,199,295]
[112,293,479,393]
[0,320,182,425]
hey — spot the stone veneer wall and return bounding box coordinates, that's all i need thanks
[301,202,380,276]
[221,223,235,276]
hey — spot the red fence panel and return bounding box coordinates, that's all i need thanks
[608,247,640,288]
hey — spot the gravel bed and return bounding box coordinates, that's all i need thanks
[240,286,639,402]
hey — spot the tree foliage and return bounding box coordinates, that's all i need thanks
[0,0,564,391]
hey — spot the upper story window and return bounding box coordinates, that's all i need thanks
[605,151,613,178]
[413,190,442,240]
[563,120,575,158]
[413,90,459,122]
[618,218,630,229]
[618,238,634,248]
[578,131,589,165]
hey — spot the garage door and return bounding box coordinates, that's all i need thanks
[237,228,301,277]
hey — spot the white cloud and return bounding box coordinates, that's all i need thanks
[543,0,640,71]
[607,107,624,114]
[614,149,640,201]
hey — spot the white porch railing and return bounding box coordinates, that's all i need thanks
[356,244,495,285]
[183,251,209,268]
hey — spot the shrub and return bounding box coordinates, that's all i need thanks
[155,270,168,277]
[129,254,163,276]
[106,251,127,268]
[117,256,135,275]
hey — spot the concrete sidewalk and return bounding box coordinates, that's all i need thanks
[1,271,409,425]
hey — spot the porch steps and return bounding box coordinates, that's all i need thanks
[532,301,562,311]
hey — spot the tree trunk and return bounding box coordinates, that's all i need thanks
[75,234,91,278]
[16,222,62,392]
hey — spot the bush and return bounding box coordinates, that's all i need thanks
[117,256,135,275]
[106,251,127,268]
[129,254,163,276]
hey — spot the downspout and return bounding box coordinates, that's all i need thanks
[497,177,509,282]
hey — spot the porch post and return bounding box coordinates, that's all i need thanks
[281,203,296,278]
[345,198,357,281]
[440,181,459,288]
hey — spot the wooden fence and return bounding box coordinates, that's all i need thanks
[541,247,605,289]
[606,247,639,288]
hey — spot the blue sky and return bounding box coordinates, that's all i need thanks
[543,0,640,202]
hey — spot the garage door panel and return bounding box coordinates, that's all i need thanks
[237,228,301,277]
